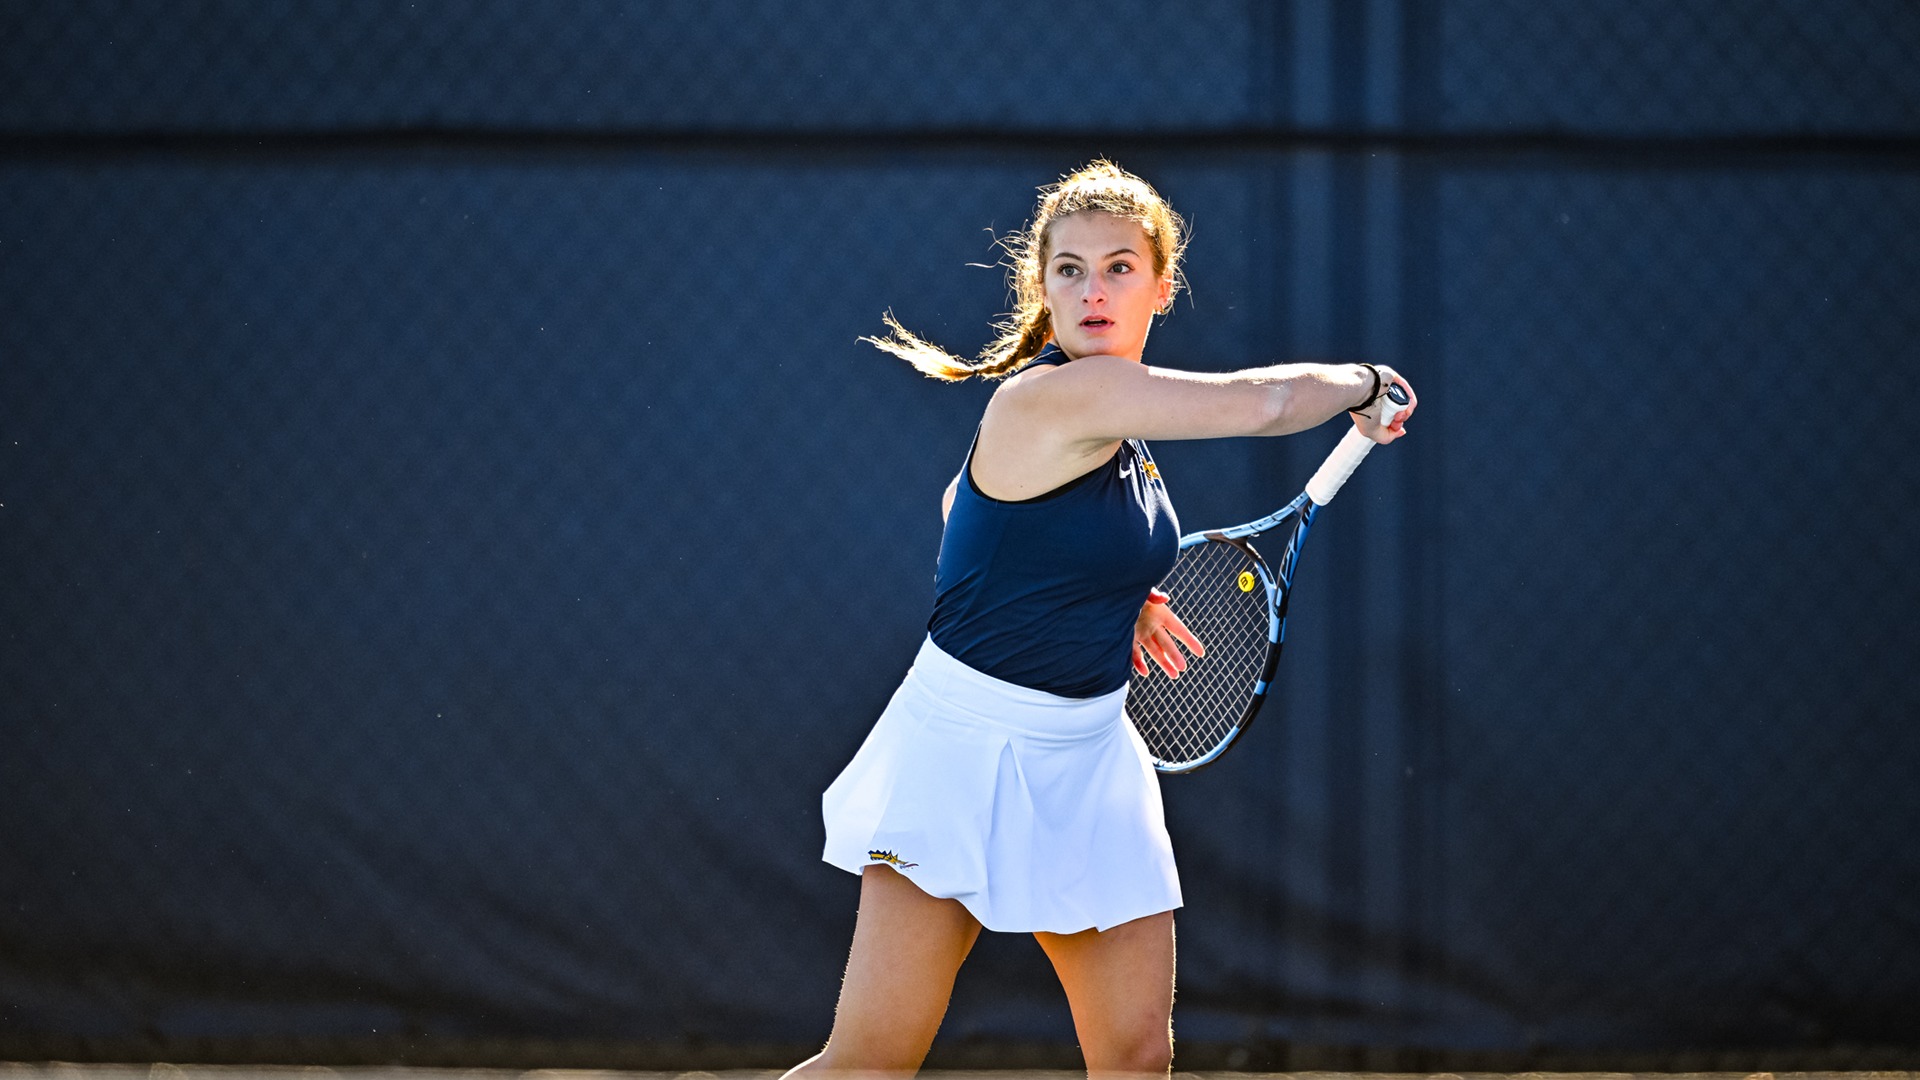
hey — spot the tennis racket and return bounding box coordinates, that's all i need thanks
[1127,384,1408,774]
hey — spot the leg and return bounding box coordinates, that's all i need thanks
[1034,911,1176,1079]
[784,865,982,1079]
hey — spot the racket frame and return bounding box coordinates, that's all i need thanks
[1144,492,1318,774]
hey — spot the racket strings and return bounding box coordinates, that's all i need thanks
[1127,539,1274,768]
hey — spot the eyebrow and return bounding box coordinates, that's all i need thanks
[1051,247,1143,262]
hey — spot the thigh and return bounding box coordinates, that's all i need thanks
[801,865,982,1076]
[1034,911,1176,1076]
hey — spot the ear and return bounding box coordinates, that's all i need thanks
[1155,274,1174,315]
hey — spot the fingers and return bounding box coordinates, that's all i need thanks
[1379,368,1416,434]
[1133,626,1182,679]
[1352,366,1416,443]
[1133,597,1207,680]
[1162,611,1205,660]
[1137,621,1202,679]
[1135,633,1180,676]
[1356,406,1403,445]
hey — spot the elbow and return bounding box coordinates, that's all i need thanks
[1256,384,1300,436]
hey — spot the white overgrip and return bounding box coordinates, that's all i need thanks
[1304,427,1376,506]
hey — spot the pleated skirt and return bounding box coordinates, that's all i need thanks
[821,636,1181,933]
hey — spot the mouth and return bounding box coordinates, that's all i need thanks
[1079,316,1114,330]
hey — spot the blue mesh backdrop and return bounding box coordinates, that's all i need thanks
[4,0,1919,1070]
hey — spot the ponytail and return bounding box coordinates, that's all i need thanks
[861,304,1054,383]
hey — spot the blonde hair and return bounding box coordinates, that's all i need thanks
[864,160,1188,382]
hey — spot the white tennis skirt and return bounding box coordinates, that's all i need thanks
[822,636,1181,934]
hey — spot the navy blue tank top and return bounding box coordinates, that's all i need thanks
[928,361,1180,698]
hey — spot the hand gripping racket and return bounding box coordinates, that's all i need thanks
[1127,384,1409,774]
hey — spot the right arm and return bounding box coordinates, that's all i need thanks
[992,355,1414,448]
[969,355,1415,502]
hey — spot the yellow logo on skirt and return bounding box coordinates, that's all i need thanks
[868,849,919,870]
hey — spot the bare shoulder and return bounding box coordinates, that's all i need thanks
[972,357,1135,498]
[986,355,1142,431]
[995,354,1140,399]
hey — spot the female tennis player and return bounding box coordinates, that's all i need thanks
[789,162,1415,1078]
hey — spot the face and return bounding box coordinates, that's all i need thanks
[1041,211,1173,362]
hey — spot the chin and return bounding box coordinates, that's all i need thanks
[1058,335,1125,361]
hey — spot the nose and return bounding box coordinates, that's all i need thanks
[1080,272,1108,305]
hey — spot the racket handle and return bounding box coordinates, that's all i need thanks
[1305,383,1409,506]
[1305,427,1377,506]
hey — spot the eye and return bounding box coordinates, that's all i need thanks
[1108,261,1134,274]
[1055,263,1081,278]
